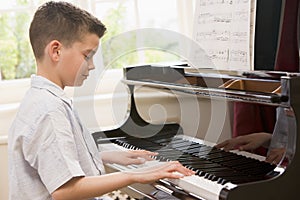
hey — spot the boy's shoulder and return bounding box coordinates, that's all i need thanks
[19,85,71,118]
[24,75,73,112]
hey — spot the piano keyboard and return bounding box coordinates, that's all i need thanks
[98,134,278,200]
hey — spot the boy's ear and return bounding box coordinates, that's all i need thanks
[47,40,62,62]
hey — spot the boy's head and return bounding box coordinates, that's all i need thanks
[29,1,106,88]
[29,1,106,61]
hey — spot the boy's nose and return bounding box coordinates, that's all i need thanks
[88,64,95,70]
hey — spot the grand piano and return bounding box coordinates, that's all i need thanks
[92,62,300,200]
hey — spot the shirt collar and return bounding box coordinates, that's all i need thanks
[31,75,73,108]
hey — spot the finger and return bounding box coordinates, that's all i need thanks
[164,172,185,179]
[129,150,158,161]
[165,161,195,176]
[216,140,238,151]
[215,140,229,149]
[266,153,278,164]
[239,143,256,151]
[223,143,238,151]
[127,158,147,165]
[175,166,195,176]
[139,152,158,161]
[274,157,282,165]
[129,150,158,157]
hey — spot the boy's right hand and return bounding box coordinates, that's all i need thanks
[126,161,195,184]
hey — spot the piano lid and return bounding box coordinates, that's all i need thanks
[123,62,298,107]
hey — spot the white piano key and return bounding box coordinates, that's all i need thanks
[166,173,235,200]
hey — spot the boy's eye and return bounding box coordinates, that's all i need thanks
[84,51,95,61]
[82,51,96,62]
[84,54,91,60]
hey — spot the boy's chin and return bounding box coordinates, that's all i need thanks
[73,80,85,87]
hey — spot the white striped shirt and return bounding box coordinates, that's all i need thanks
[8,75,105,200]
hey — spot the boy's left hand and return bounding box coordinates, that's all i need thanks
[100,150,158,166]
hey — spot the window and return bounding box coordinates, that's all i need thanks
[0,0,195,80]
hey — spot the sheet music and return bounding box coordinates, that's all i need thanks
[191,0,256,70]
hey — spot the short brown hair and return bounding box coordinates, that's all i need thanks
[29,1,106,60]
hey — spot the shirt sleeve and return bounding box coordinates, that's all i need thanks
[23,106,85,194]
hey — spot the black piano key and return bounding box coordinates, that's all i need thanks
[192,148,223,157]
[204,173,211,179]
[181,144,210,152]
[196,170,206,177]
[198,151,236,160]
[170,140,194,148]
[220,157,259,168]
[192,146,214,153]
[162,137,182,145]
[199,167,235,173]
[207,170,241,178]
[240,164,276,175]
[150,138,173,145]
[157,149,184,155]
[232,160,263,170]
[181,148,200,154]
[226,175,264,184]
[175,143,204,151]
[209,154,244,162]
[217,178,228,185]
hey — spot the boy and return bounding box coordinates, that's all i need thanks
[8,1,194,200]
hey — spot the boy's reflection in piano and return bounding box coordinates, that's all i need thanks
[215,132,285,164]
[216,107,296,166]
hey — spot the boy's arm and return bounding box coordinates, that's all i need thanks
[52,161,194,200]
[100,149,158,165]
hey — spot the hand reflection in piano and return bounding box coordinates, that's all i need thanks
[215,132,272,152]
[216,106,296,165]
[215,133,285,165]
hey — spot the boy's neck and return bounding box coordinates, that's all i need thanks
[36,65,64,89]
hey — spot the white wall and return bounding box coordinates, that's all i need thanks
[0,137,8,200]
[0,78,31,200]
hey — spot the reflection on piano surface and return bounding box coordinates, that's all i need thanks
[93,63,300,200]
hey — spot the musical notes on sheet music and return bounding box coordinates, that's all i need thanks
[195,30,247,43]
[205,48,248,65]
[196,30,230,41]
[191,0,256,70]
[198,0,250,7]
[197,13,232,24]
[207,49,229,62]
